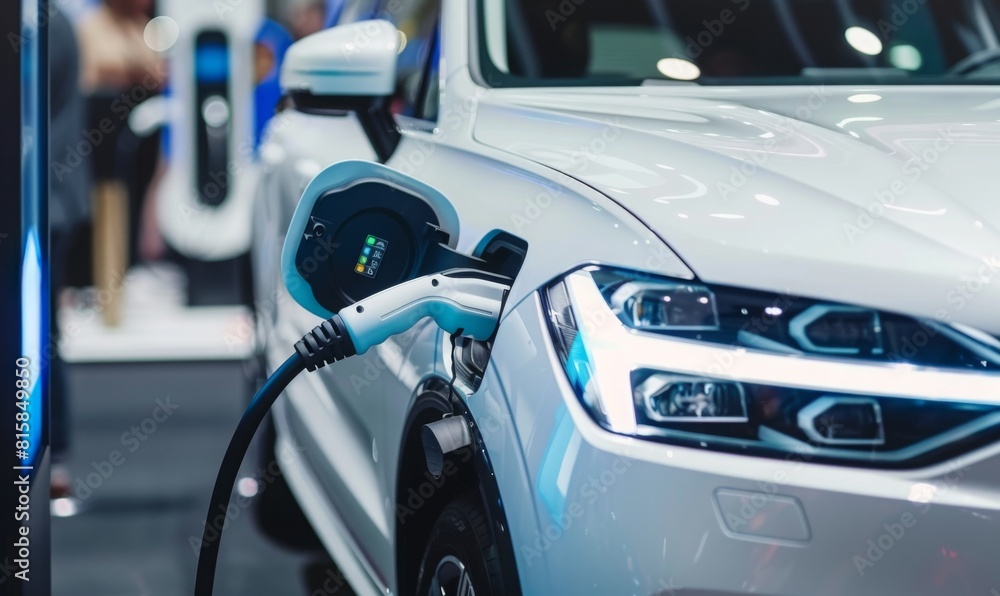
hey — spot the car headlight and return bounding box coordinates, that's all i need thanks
[543,266,1000,467]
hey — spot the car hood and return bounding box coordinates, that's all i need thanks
[474,86,1000,335]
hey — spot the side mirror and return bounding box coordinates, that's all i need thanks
[280,20,399,97]
[282,161,528,319]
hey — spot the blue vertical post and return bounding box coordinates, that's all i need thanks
[2,0,49,592]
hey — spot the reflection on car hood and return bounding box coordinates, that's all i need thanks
[474,85,1000,335]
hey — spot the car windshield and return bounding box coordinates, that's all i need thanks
[477,0,1000,86]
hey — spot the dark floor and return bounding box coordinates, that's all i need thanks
[52,361,354,596]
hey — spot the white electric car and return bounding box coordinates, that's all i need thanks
[251,0,1000,594]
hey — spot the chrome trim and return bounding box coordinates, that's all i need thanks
[607,280,719,331]
[787,304,884,356]
[634,373,749,423]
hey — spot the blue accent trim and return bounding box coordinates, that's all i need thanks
[20,0,45,467]
[565,334,593,396]
[537,405,574,521]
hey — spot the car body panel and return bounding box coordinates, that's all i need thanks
[474,86,1000,335]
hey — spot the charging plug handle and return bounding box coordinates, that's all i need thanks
[339,269,511,355]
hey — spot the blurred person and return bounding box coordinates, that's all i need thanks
[76,0,166,321]
[77,0,162,92]
[291,1,326,39]
[253,19,294,147]
[49,3,91,498]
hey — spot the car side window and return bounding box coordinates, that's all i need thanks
[376,0,441,120]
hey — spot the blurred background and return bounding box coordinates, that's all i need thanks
[47,0,371,593]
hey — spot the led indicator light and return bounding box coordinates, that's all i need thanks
[356,234,388,278]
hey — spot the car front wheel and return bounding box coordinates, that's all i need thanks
[415,491,507,596]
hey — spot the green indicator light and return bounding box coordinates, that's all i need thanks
[356,235,387,278]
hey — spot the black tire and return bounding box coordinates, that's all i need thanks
[415,491,506,596]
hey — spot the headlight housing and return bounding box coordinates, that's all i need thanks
[544,266,1000,468]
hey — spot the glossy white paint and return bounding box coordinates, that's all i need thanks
[474,85,1000,335]
[255,0,1000,594]
[280,20,400,96]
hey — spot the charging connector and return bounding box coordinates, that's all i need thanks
[194,269,511,596]
[340,269,510,354]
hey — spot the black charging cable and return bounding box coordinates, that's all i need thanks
[194,316,356,596]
